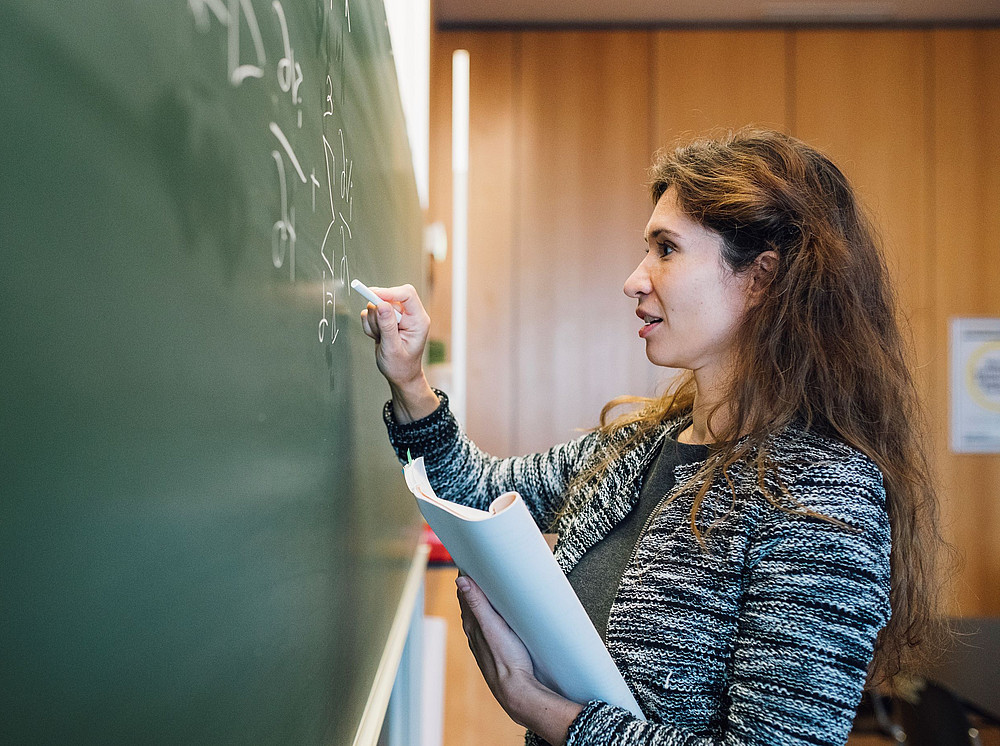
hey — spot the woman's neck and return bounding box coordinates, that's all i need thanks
[677,368,733,446]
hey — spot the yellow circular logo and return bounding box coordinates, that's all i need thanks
[966,341,1000,413]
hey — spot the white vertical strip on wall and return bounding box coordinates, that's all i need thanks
[383,0,430,209]
[420,616,446,746]
[385,582,426,746]
[451,49,470,424]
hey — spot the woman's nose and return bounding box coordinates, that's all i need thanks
[624,259,649,299]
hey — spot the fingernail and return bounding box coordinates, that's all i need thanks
[456,577,470,592]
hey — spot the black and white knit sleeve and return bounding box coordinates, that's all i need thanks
[383,390,604,532]
[563,456,893,746]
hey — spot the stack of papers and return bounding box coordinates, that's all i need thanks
[403,457,644,718]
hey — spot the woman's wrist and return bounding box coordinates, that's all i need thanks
[388,375,440,424]
[506,675,584,746]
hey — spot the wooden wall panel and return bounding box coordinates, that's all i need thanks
[931,29,1000,615]
[430,32,518,456]
[793,31,934,386]
[648,31,790,404]
[653,30,789,138]
[516,31,655,454]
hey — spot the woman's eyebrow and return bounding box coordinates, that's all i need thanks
[644,227,682,243]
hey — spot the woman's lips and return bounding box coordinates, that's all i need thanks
[638,319,662,338]
[635,308,662,338]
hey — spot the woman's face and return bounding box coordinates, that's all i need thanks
[624,188,752,374]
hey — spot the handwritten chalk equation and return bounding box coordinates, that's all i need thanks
[189,0,359,368]
[189,0,267,84]
[318,129,355,343]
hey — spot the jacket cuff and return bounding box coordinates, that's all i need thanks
[382,389,457,463]
[564,701,636,746]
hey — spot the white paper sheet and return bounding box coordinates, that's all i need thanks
[403,457,644,718]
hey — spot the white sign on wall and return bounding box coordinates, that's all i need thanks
[951,317,1000,453]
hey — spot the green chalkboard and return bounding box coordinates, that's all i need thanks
[0,1,423,743]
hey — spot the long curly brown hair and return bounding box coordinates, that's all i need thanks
[571,128,951,690]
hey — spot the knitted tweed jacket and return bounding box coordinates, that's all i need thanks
[384,392,892,746]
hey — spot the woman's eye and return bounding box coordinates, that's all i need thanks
[642,242,674,257]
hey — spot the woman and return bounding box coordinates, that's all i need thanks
[360,129,946,746]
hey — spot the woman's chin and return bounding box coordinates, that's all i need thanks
[643,345,690,371]
[645,350,676,368]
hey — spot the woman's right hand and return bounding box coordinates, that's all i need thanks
[360,284,440,423]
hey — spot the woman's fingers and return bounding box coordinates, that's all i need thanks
[368,284,431,331]
[458,577,502,637]
[358,284,430,390]
[369,284,426,316]
[372,302,404,355]
[360,305,380,341]
[457,577,534,675]
[457,577,500,680]
[358,285,429,342]
[455,577,580,741]
[455,573,545,731]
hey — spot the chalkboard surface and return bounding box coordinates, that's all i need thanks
[0,1,423,743]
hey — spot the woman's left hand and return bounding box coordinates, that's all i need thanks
[456,575,584,745]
